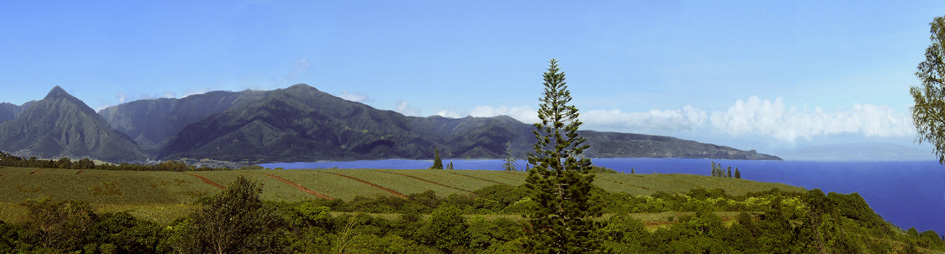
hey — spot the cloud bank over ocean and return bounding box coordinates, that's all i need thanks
[440,96,915,144]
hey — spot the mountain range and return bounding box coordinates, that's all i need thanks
[0,85,780,163]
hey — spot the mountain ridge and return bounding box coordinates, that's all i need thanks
[0,84,780,163]
[152,84,781,162]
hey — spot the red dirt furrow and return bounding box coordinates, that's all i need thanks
[319,171,408,199]
[29,169,43,175]
[376,170,473,193]
[445,171,505,185]
[75,169,85,175]
[183,172,226,189]
[258,173,335,200]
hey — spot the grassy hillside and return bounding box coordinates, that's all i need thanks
[0,167,802,223]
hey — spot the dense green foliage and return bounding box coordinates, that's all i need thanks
[173,176,285,253]
[0,151,220,171]
[526,59,602,253]
[2,199,169,253]
[0,184,939,253]
[912,16,945,163]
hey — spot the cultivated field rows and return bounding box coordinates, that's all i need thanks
[0,167,803,223]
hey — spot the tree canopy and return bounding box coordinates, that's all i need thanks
[912,16,945,164]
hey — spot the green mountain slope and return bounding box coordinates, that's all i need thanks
[158,84,432,162]
[0,87,147,162]
[98,90,267,153]
[0,101,33,124]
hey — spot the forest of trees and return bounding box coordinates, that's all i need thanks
[711,161,740,179]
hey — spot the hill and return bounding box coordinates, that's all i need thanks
[0,87,147,162]
[154,84,780,162]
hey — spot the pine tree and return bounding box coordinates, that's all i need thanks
[711,161,719,177]
[447,160,454,169]
[631,168,635,174]
[503,141,517,171]
[735,167,741,179]
[525,59,602,253]
[727,167,732,178]
[431,147,443,169]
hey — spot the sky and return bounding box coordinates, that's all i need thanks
[1,1,943,160]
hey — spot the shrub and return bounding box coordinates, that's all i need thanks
[173,176,286,254]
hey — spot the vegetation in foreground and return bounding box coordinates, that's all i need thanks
[0,175,942,253]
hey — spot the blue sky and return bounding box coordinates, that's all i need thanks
[1,1,942,160]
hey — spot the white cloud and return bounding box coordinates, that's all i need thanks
[283,58,311,84]
[461,96,915,143]
[469,105,540,124]
[434,110,463,118]
[395,99,420,116]
[116,92,127,104]
[179,89,210,98]
[707,96,913,142]
[583,105,707,131]
[338,91,369,103]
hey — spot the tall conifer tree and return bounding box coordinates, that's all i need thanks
[431,147,443,169]
[503,141,517,171]
[525,59,602,253]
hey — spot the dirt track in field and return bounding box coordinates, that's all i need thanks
[258,173,335,200]
[446,171,505,185]
[183,172,226,189]
[318,171,408,199]
[375,170,473,194]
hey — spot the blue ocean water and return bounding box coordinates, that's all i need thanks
[261,158,945,234]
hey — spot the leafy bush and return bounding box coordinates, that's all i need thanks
[172,176,286,254]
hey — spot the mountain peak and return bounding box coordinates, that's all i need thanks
[287,83,317,91]
[44,86,71,100]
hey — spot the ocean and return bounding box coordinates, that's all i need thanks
[261,158,945,234]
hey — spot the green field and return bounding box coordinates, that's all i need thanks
[0,167,803,223]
